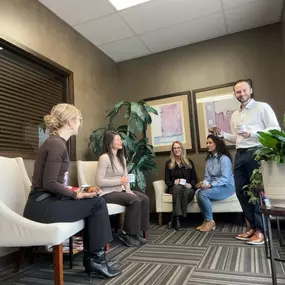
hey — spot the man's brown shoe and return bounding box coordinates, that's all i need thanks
[247,231,264,245]
[235,229,255,241]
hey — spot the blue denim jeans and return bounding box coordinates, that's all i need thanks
[196,185,235,221]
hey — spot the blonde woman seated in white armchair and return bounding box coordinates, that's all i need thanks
[23,104,121,280]
[165,141,197,231]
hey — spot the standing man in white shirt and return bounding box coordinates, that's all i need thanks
[210,79,280,245]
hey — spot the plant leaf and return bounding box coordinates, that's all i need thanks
[131,102,146,122]
[127,162,134,172]
[145,104,158,115]
[120,132,135,152]
[124,105,131,120]
[258,132,278,148]
[129,118,135,134]
[136,169,146,191]
[106,101,129,124]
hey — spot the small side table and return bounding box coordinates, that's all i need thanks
[260,205,285,285]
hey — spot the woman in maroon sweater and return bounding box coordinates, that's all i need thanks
[23,103,120,280]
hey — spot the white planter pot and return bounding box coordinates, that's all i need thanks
[261,161,285,200]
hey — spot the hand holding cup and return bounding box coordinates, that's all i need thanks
[121,176,128,186]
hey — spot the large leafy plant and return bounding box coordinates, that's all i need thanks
[89,100,158,191]
[245,113,285,203]
[243,167,263,204]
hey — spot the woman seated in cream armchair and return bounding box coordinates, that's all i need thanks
[196,134,235,232]
[96,131,149,247]
[165,141,197,231]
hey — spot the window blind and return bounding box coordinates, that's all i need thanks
[0,50,65,158]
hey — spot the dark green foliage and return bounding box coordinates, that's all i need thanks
[89,100,158,191]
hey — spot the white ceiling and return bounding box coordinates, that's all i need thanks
[39,0,284,62]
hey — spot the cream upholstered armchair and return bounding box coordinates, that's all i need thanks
[153,180,242,226]
[0,156,84,285]
[77,160,126,215]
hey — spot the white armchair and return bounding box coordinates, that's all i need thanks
[153,180,243,226]
[0,156,84,285]
[77,160,126,216]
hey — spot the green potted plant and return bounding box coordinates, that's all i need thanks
[245,113,285,202]
[243,167,263,204]
[89,100,158,191]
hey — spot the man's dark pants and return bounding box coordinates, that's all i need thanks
[234,148,263,231]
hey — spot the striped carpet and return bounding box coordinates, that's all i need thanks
[1,222,285,285]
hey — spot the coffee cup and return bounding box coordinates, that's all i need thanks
[81,184,91,191]
[237,124,246,134]
[128,174,135,183]
[179,178,186,185]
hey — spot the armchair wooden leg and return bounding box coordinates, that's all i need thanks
[53,244,63,285]
[27,247,36,265]
[143,231,149,240]
[14,247,26,272]
[105,243,111,252]
[158,212,162,226]
[119,212,125,230]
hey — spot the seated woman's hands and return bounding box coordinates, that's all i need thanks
[121,176,129,186]
[174,179,192,188]
[76,186,102,199]
[76,191,100,199]
[196,181,212,189]
[196,181,203,189]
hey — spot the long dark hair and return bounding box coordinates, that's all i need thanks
[206,134,232,161]
[103,131,125,171]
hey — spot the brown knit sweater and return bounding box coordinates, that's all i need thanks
[32,135,76,198]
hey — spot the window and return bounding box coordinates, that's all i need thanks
[0,38,75,159]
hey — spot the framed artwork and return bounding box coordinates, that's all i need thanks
[193,81,251,151]
[145,91,195,154]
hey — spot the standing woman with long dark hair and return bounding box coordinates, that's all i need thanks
[96,131,149,247]
[165,141,197,230]
[195,134,235,232]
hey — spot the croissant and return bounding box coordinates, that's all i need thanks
[85,185,100,193]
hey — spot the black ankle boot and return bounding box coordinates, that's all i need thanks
[175,216,181,231]
[83,250,121,279]
[167,218,173,229]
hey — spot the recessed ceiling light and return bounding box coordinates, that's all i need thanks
[0,47,3,50]
[109,0,151,10]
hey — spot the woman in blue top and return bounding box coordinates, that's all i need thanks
[196,134,235,232]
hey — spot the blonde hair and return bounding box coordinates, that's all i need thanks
[169,141,192,169]
[44,103,82,135]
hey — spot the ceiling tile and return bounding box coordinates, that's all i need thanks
[98,37,151,62]
[140,13,227,53]
[225,0,283,33]
[39,0,116,26]
[120,0,222,34]
[74,14,135,46]
[222,0,259,10]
